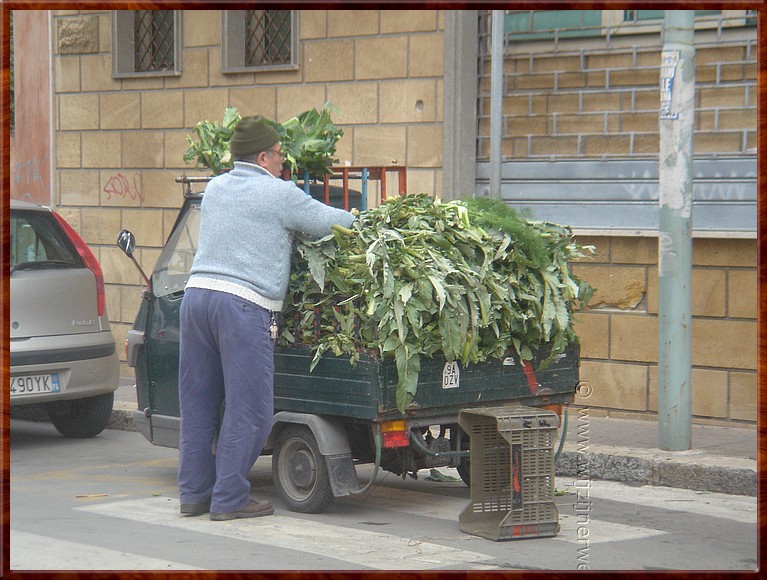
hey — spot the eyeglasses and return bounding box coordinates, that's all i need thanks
[266,148,284,160]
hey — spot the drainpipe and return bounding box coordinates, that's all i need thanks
[658,11,695,451]
[489,10,504,198]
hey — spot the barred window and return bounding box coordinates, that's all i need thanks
[112,10,182,78]
[134,11,175,72]
[223,10,299,73]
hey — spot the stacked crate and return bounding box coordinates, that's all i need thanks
[459,406,560,541]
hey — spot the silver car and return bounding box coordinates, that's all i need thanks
[9,199,119,437]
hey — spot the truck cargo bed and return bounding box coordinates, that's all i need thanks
[273,344,579,421]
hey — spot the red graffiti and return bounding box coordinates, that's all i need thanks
[104,172,144,202]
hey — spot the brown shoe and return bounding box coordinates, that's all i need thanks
[210,500,274,521]
[180,501,210,517]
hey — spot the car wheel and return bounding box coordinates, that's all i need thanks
[272,425,334,514]
[48,392,114,438]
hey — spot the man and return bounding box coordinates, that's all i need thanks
[177,115,355,521]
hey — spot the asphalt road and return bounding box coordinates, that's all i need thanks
[9,418,758,572]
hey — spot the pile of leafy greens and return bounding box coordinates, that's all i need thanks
[267,104,343,180]
[183,107,240,176]
[183,103,342,178]
[279,194,594,412]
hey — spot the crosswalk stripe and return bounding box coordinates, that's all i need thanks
[361,483,669,544]
[11,530,202,570]
[63,474,752,570]
[556,513,666,543]
[77,497,499,570]
[557,479,757,524]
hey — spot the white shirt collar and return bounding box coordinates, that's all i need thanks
[235,161,277,179]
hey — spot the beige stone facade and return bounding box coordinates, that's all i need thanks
[571,236,757,423]
[478,44,757,159]
[21,9,756,425]
[48,8,446,371]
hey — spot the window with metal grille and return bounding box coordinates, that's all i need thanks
[223,10,298,73]
[112,11,182,78]
[134,10,175,72]
[246,10,291,66]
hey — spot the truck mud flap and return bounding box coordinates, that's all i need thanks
[325,454,360,498]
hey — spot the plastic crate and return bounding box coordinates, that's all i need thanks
[458,405,560,541]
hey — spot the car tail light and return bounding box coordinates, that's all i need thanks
[53,211,106,317]
[381,420,410,448]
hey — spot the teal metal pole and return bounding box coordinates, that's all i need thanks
[489,10,503,199]
[658,11,695,451]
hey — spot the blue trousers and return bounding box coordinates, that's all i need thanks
[177,288,275,513]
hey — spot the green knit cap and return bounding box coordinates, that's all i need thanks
[229,115,280,156]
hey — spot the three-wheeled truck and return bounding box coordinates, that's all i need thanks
[117,174,580,527]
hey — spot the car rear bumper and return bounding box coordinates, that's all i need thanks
[10,342,116,366]
[10,333,119,406]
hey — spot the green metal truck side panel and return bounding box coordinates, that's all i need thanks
[271,344,579,421]
[274,348,382,420]
[381,347,579,415]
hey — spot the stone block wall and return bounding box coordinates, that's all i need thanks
[478,34,757,159]
[571,236,757,423]
[45,9,756,425]
[51,9,446,365]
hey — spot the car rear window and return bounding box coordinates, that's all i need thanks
[10,210,82,271]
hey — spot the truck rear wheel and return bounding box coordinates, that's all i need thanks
[272,425,334,514]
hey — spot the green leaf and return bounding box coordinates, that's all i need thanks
[299,244,327,292]
[427,274,446,312]
[438,315,462,360]
[395,345,421,413]
[393,296,406,341]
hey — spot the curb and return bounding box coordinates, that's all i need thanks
[555,446,757,497]
[107,406,138,432]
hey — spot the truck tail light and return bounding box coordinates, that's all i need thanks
[539,403,563,422]
[53,211,106,317]
[380,420,410,448]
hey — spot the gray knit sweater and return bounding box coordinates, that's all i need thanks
[187,162,355,311]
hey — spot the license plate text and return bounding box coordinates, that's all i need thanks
[11,373,61,396]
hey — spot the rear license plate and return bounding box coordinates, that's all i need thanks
[11,373,61,397]
[442,361,460,389]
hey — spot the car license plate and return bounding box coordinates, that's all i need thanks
[10,373,61,397]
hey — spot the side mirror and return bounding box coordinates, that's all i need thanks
[117,229,136,256]
[116,229,150,287]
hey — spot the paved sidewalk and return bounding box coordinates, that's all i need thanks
[556,409,757,496]
[111,379,758,497]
